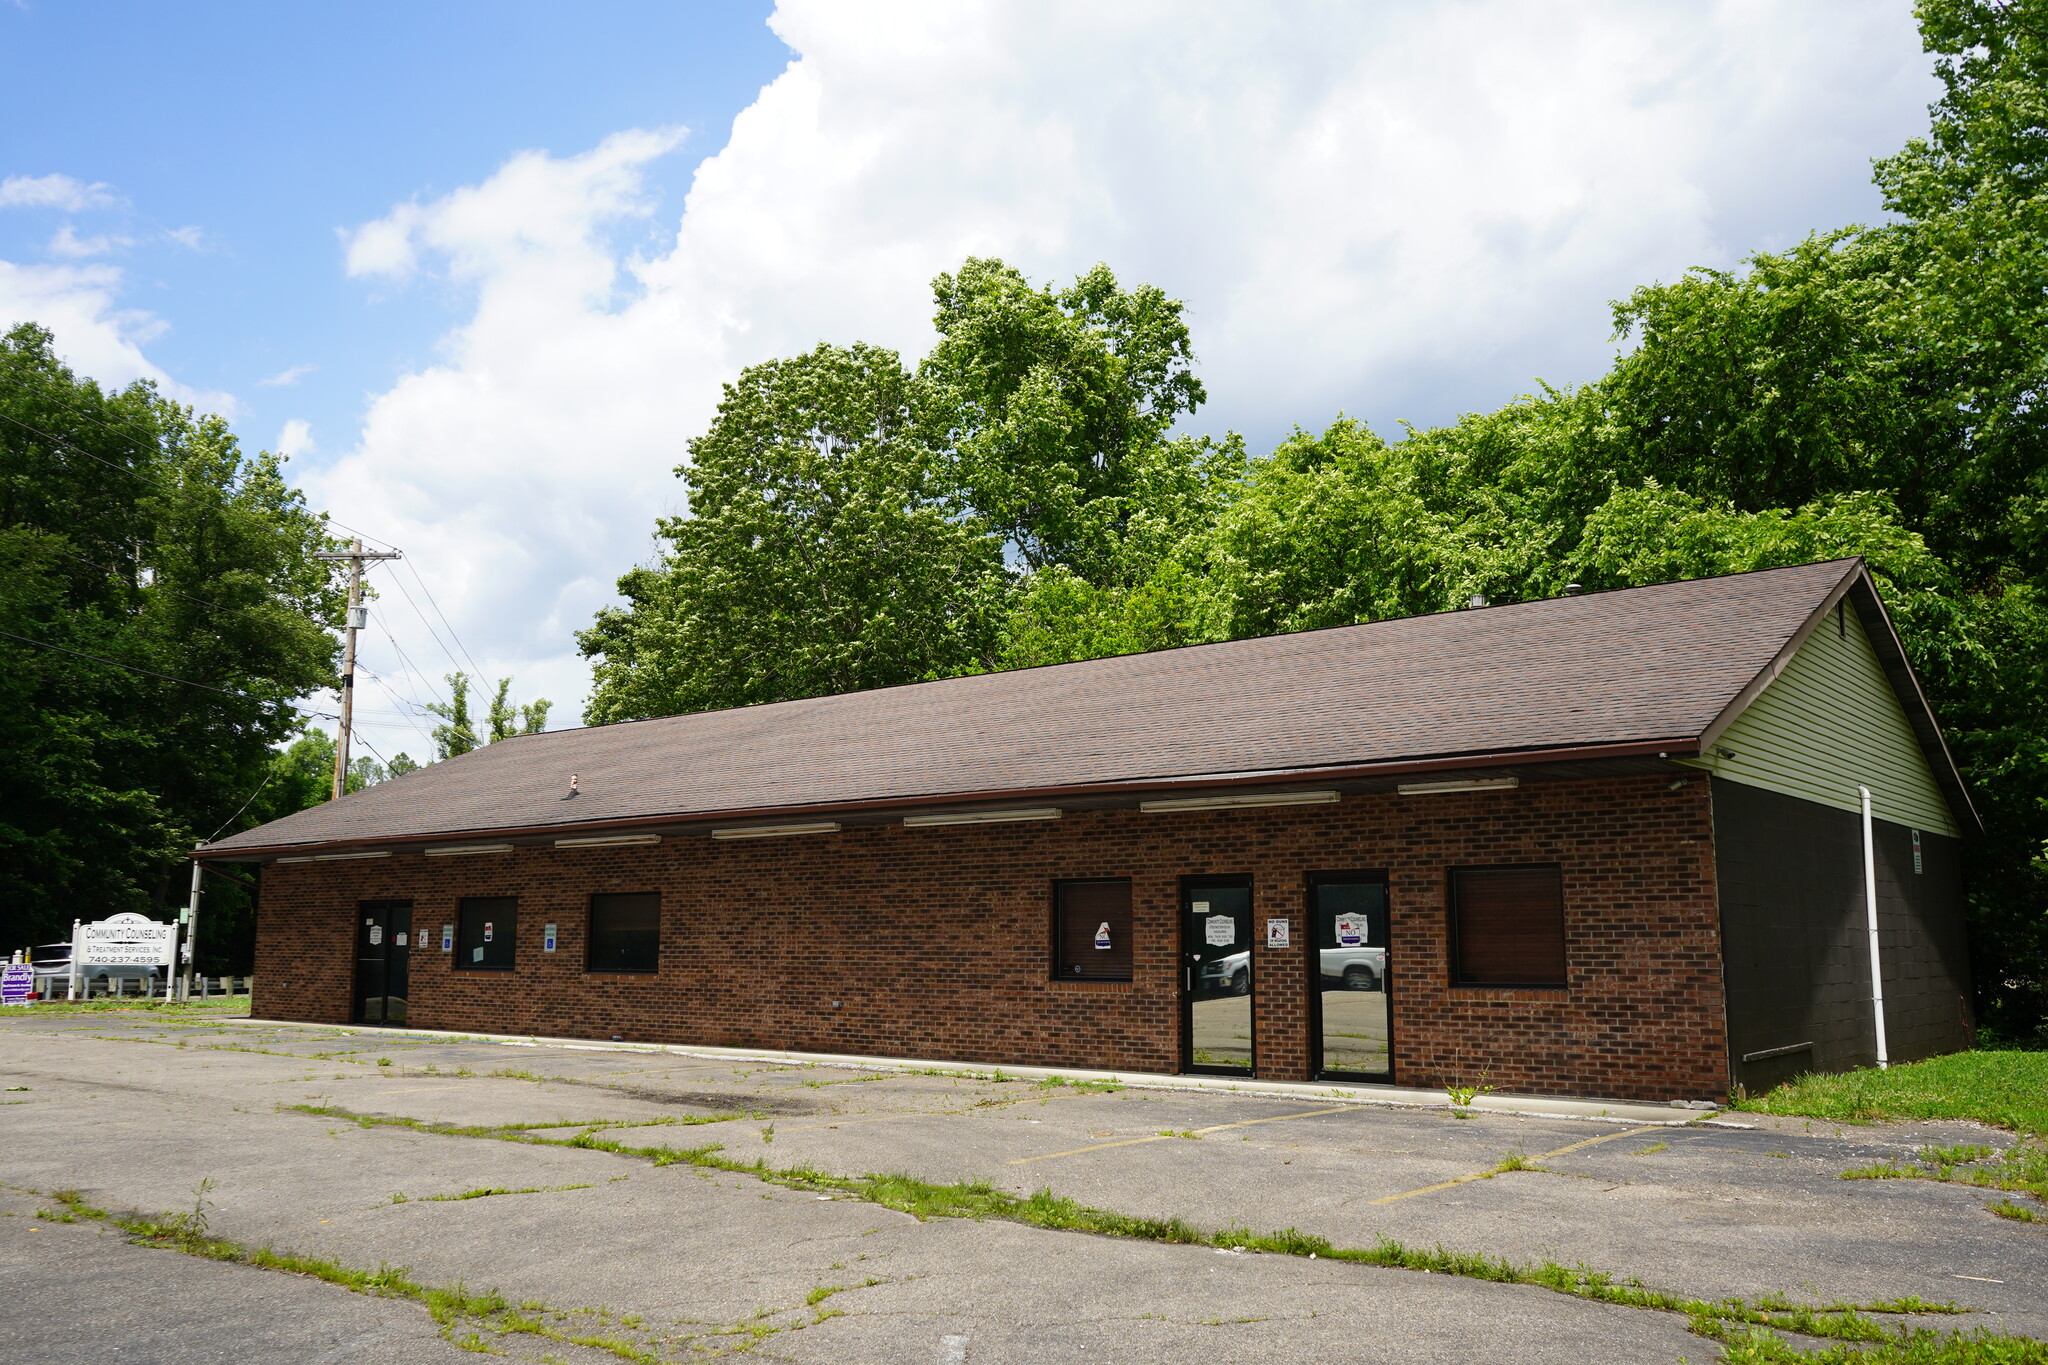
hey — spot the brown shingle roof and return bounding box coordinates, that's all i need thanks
[204,558,1939,856]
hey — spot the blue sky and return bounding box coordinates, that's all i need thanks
[1,2,1941,764]
[2,0,786,470]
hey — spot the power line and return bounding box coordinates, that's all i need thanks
[399,557,487,681]
[50,545,277,618]
[1,373,400,551]
[368,600,451,709]
[372,560,481,688]
[0,625,333,714]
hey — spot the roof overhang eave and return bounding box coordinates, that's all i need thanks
[196,736,1703,863]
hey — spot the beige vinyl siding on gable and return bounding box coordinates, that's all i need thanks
[1680,603,1959,836]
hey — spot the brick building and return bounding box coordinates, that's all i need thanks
[201,559,1976,1103]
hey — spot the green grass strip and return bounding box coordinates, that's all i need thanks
[41,1190,665,1362]
[1838,1140,2048,1216]
[290,1102,2045,1362]
[1736,1053,2048,1137]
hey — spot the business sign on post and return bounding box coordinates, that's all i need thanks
[1,964,33,1004]
[74,913,176,968]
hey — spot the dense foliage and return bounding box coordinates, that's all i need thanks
[583,1,2048,1041]
[0,324,342,969]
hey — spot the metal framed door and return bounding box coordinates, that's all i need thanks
[1309,874,1390,1081]
[1181,878,1254,1075]
[353,900,413,1025]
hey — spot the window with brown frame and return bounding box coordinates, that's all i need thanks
[1449,865,1566,987]
[587,893,660,974]
[1054,879,1132,981]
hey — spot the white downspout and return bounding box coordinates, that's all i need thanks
[1860,785,1889,1070]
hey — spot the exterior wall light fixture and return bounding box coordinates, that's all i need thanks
[1397,777,1520,795]
[423,843,515,857]
[1139,791,1340,813]
[710,822,842,840]
[275,849,394,863]
[553,834,663,848]
[902,808,1062,827]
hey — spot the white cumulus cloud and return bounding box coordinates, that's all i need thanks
[0,259,238,416]
[296,0,1940,753]
[47,224,130,258]
[260,363,317,388]
[0,173,119,212]
[275,418,316,457]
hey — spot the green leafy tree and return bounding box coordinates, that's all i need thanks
[922,259,1209,578]
[581,343,1008,721]
[484,677,551,742]
[427,672,478,759]
[0,324,342,955]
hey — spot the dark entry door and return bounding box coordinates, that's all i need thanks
[1312,875,1390,1080]
[1182,879,1253,1075]
[354,900,413,1025]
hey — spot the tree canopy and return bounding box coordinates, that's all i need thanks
[580,2,2048,1043]
[0,323,342,965]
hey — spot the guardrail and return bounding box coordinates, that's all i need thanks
[34,975,253,1001]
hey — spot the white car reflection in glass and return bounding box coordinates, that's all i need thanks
[1320,944,1385,991]
[1194,946,1385,996]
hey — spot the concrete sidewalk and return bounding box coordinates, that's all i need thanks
[251,1014,1717,1126]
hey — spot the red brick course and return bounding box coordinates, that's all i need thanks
[253,772,1728,1102]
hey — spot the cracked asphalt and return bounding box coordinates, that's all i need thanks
[2,1006,2042,1363]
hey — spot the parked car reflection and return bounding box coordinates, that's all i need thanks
[1319,944,1385,991]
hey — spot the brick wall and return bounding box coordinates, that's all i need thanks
[252,771,1728,1102]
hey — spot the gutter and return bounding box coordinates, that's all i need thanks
[197,735,1700,862]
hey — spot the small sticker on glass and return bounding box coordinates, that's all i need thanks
[472,946,485,963]
[482,922,494,943]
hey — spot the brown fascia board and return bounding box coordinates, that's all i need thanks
[1698,558,1980,836]
[197,735,1702,862]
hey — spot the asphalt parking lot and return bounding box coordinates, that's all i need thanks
[2,1008,2042,1363]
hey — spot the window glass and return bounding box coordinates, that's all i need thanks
[1055,880,1131,981]
[456,897,517,971]
[588,893,660,973]
[1450,866,1565,987]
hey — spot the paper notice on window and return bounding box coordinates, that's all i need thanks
[1205,915,1235,946]
[1094,922,1112,949]
[368,926,382,946]
[472,947,485,963]
[1335,914,1367,947]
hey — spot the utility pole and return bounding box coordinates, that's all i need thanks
[179,851,202,1002]
[314,540,402,800]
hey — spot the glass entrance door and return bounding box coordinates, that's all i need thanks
[354,900,413,1025]
[1182,879,1253,1075]
[1312,875,1389,1080]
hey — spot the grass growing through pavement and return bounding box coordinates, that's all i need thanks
[1840,1141,2048,1218]
[287,1101,2048,1362]
[1734,1053,2048,1137]
[36,1185,878,1361]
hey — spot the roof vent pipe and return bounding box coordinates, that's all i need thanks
[1564,583,1583,596]
[1467,593,1488,609]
